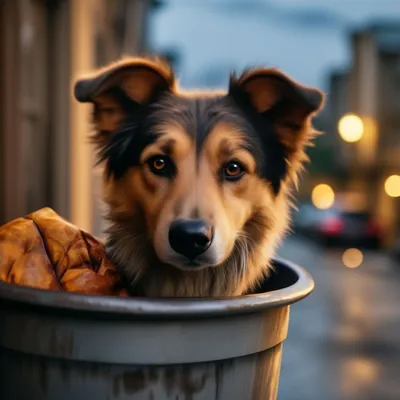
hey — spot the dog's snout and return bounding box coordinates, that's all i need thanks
[168,219,213,260]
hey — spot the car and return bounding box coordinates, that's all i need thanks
[293,203,382,249]
[313,208,382,249]
[293,203,333,237]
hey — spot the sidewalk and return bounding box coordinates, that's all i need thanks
[277,236,400,400]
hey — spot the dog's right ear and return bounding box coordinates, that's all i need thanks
[74,57,175,132]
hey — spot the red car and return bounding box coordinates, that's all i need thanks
[314,208,382,249]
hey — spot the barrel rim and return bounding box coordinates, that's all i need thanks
[0,257,314,318]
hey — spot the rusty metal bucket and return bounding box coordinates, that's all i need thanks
[0,258,314,400]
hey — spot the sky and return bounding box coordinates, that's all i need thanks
[149,0,400,90]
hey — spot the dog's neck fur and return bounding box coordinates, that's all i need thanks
[105,227,270,297]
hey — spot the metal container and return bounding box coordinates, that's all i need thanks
[0,258,314,400]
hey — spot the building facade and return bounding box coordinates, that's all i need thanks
[0,0,151,236]
[326,22,400,245]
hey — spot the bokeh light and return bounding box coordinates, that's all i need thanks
[341,357,380,396]
[384,175,400,198]
[311,184,335,210]
[338,114,364,143]
[342,248,363,268]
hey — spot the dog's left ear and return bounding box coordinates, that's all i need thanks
[229,68,324,160]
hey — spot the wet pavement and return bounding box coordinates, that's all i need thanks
[277,235,400,400]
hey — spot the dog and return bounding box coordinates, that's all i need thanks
[74,57,324,297]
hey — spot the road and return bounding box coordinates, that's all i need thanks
[277,235,400,400]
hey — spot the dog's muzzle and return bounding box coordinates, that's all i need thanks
[168,219,213,262]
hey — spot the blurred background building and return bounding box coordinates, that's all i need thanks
[326,23,400,247]
[0,0,159,235]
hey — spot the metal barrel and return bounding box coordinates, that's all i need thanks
[0,258,314,400]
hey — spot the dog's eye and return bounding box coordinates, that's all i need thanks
[153,157,166,170]
[222,161,245,181]
[147,155,175,177]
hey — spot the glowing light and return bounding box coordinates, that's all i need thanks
[342,248,363,268]
[311,184,335,210]
[384,175,400,198]
[338,114,364,143]
[341,358,380,396]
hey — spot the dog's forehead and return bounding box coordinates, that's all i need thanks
[149,92,251,148]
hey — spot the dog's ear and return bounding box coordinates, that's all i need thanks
[229,68,324,162]
[74,57,175,133]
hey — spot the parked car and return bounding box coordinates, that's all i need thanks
[315,208,382,249]
[293,203,382,249]
[293,203,333,237]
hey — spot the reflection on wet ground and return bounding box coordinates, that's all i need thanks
[278,236,400,400]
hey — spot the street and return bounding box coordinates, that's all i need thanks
[277,236,400,400]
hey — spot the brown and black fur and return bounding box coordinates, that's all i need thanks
[74,56,324,297]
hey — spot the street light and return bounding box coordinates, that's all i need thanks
[338,113,364,143]
[311,184,335,210]
[384,175,400,198]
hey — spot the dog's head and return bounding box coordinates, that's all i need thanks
[74,57,323,295]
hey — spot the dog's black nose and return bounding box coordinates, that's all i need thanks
[168,219,213,260]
